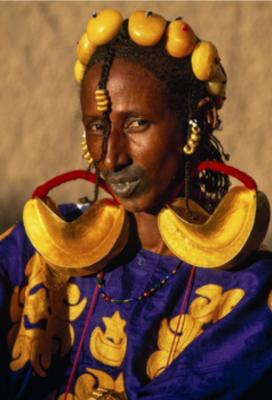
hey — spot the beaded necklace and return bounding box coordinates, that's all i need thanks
[96,261,182,304]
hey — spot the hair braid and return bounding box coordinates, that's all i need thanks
[92,47,115,202]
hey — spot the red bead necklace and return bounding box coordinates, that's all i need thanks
[96,261,182,304]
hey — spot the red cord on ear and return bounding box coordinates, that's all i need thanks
[168,161,257,205]
[31,170,119,204]
[197,161,257,190]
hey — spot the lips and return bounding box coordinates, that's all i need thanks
[103,165,150,200]
[107,177,141,198]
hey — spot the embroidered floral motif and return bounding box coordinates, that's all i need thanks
[59,311,127,398]
[90,311,127,367]
[58,369,125,399]
[147,284,245,379]
[8,252,87,377]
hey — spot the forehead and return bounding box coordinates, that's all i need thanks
[81,58,168,115]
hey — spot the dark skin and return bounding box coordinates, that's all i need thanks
[81,59,186,256]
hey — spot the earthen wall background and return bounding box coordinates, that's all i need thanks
[0,1,271,246]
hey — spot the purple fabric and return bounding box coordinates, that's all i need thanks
[0,206,272,399]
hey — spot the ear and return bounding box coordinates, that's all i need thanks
[197,97,219,130]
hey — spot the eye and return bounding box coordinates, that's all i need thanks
[86,121,105,135]
[124,118,150,132]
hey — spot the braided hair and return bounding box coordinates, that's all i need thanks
[82,19,230,211]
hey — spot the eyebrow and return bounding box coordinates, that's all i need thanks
[82,115,102,123]
[82,109,153,122]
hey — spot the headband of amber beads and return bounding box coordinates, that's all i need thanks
[74,9,227,112]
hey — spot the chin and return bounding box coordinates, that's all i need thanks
[116,198,144,213]
[117,194,165,214]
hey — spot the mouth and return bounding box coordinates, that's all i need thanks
[107,177,141,198]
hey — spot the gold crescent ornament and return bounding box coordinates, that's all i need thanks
[158,187,270,269]
[23,198,129,276]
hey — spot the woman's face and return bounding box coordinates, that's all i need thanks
[81,58,186,213]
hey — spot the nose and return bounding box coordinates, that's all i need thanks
[101,124,132,172]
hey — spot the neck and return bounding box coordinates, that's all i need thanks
[132,210,174,257]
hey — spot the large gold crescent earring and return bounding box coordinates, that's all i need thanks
[158,161,270,269]
[23,171,129,277]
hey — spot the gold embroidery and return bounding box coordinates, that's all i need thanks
[189,284,245,323]
[58,370,125,400]
[8,285,25,347]
[214,287,245,321]
[147,284,245,379]
[189,284,223,324]
[8,252,87,376]
[90,311,127,367]
[147,314,203,379]
[86,369,125,393]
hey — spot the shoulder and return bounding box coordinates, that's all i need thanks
[0,223,34,286]
[0,203,85,287]
[194,249,272,318]
[237,249,272,282]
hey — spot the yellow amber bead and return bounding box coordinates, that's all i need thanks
[191,41,219,81]
[206,80,224,96]
[166,20,196,58]
[74,60,85,83]
[76,33,96,65]
[128,10,166,46]
[86,9,123,46]
[206,65,227,96]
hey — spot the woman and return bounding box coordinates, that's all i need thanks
[0,9,271,400]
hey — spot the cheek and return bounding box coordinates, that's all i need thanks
[86,135,102,158]
[138,139,182,181]
[140,153,183,204]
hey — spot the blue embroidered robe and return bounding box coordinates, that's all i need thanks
[0,205,272,399]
